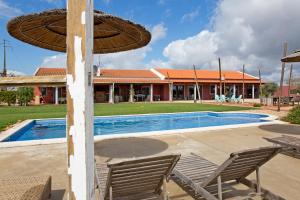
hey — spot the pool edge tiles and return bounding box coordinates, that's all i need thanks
[0,111,282,147]
[0,120,34,142]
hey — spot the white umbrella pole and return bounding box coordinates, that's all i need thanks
[66,0,95,199]
[218,58,222,96]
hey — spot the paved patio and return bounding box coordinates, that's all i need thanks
[1,123,300,199]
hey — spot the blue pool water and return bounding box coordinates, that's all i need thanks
[3,112,270,142]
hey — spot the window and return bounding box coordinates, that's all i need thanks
[40,87,47,96]
[210,85,215,95]
[141,86,150,95]
[173,85,184,100]
[114,86,120,96]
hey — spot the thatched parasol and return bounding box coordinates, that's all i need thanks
[7,9,151,54]
[281,50,300,63]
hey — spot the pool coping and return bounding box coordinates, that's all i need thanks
[0,111,281,148]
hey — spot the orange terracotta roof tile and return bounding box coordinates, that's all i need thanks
[171,79,261,84]
[155,68,259,80]
[94,78,169,84]
[35,68,66,76]
[100,69,157,78]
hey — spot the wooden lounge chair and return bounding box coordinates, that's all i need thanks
[264,135,300,159]
[0,176,51,200]
[95,154,180,200]
[172,147,281,200]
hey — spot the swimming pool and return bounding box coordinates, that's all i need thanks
[2,112,272,142]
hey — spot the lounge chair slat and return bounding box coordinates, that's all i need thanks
[111,163,172,174]
[111,176,162,185]
[264,136,300,158]
[172,146,282,199]
[176,163,216,169]
[176,165,217,172]
[112,192,161,200]
[96,154,180,200]
[112,182,159,191]
[111,167,169,178]
[109,156,175,168]
[172,168,218,200]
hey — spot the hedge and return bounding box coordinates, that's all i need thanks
[285,106,300,124]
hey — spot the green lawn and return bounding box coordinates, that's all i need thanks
[0,103,254,131]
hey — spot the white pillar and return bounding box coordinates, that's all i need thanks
[66,0,94,199]
[233,84,236,97]
[55,87,59,105]
[150,84,153,102]
[252,84,255,99]
[194,84,197,101]
[129,84,134,103]
[109,84,114,104]
[215,84,217,96]
[169,83,173,102]
[35,95,40,105]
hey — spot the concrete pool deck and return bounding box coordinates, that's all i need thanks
[0,123,300,199]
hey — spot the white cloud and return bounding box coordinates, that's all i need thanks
[163,30,218,67]
[40,23,167,70]
[181,8,200,23]
[0,0,22,18]
[158,0,165,5]
[102,0,111,4]
[7,70,26,76]
[44,0,60,3]
[41,54,66,68]
[150,23,167,43]
[164,9,171,18]
[155,0,300,82]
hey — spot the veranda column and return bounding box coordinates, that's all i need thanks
[194,84,197,101]
[55,86,59,105]
[129,84,134,103]
[150,84,154,102]
[233,84,236,97]
[66,0,95,199]
[109,83,114,104]
[214,84,217,96]
[169,83,173,102]
[252,84,255,99]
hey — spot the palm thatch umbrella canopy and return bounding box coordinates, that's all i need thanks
[7,9,151,54]
[281,50,300,63]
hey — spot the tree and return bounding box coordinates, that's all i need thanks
[17,87,34,106]
[261,83,278,98]
[0,91,17,106]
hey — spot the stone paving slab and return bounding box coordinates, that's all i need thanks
[0,123,300,199]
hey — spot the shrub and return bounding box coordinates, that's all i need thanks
[0,90,17,106]
[286,106,300,124]
[253,103,262,107]
[17,87,34,106]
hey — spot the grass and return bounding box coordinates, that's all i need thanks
[0,103,254,131]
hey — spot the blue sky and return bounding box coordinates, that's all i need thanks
[0,0,217,74]
[0,0,299,82]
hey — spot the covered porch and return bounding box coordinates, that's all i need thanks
[171,82,260,101]
[94,82,171,103]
